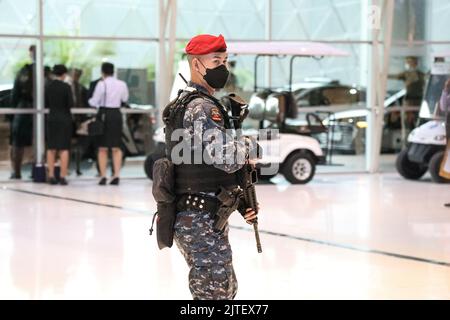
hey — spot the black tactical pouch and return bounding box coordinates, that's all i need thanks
[151,158,176,250]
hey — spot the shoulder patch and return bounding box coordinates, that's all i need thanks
[210,107,222,122]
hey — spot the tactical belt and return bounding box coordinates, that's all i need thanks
[177,193,219,215]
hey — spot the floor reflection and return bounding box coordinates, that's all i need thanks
[0,172,449,299]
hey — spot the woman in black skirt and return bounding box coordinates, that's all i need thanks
[45,64,74,185]
[88,62,129,185]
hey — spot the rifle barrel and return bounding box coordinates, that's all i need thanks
[253,222,262,253]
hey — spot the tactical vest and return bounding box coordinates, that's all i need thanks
[163,89,238,195]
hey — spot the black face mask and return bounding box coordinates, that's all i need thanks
[198,60,230,89]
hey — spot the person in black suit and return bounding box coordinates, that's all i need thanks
[45,64,74,185]
[70,68,90,176]
[88,78,101,100]
[71,68,89,109]
[9,45,35,179]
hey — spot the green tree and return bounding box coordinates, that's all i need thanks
[44,37,116,86]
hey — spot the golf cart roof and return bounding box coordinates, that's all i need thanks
[320,89,407,123]
[283,80,345,92]
[433,52,450,58]
[227,41,350,57]
[289,82,331,92]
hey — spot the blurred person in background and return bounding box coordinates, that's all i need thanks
[9,45,36,180]
[439,79,450,204]
[71,68,89,109]
[388,56,425,129]
[44,65,53,86]
[45,64,74,185]
[440,79,450,139]
[224,60,239,92]
[70,68,91,176]
[88,75,102,100]
[88,62,129,186]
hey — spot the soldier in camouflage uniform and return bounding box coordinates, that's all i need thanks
[168,34,258,300]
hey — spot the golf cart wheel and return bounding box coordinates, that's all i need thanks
[282,152,316,184]
[396,149,427,180]
[429,151,450,184]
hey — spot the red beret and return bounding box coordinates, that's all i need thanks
[185,34,227,55]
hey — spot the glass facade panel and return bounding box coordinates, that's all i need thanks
[272,0,363,41]
[0,0,38,35]
[176,0,266,40]
[43,0,157,38]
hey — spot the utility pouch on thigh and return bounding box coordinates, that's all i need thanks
[151,158,177,250]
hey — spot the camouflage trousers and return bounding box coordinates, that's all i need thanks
[174,210,238,300]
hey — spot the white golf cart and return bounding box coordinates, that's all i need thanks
[144,41,350,184]
[396,56,449,183]
[316,89,416,154]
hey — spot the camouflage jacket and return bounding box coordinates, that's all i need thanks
[181,82,248,173]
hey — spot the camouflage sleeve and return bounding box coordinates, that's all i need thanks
[183,98,247,173]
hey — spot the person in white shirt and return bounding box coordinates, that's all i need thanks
[88,62,129,185]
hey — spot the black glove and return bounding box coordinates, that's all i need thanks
[237,192,247,217]
[222,93,249,125]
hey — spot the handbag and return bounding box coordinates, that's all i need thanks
[88,80,107,136]
[87,114,104,136]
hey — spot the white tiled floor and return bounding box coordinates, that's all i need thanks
[0,173,449,300]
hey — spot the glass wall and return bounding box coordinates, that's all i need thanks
[0,37,37,179]
[272,0,364,41]
[0,0,448,181]
[176,0,266,40]
[43,0,157,38]
[0,0,38,35]
[0,0,158,181]
[0,38,36,86]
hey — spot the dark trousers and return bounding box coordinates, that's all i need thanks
[174,210,238,300]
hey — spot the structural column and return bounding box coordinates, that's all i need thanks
[35,0,45,166]
[366,0,395,173]
[157,0,177,126]
[265,0,272,89]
